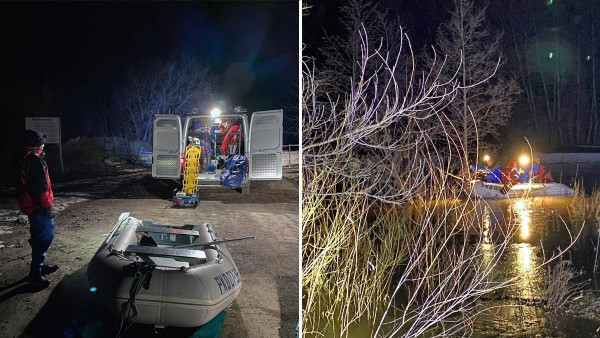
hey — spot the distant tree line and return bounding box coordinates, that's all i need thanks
[3,55,299,148]
[82,56,299,146]
[510,0,600,148]
[82,55,216,144]
[309,0,600,154]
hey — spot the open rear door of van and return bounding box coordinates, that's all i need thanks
[152,114,182,179]
[249,109,283,180]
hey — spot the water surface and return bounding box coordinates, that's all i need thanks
[472,196,599,337]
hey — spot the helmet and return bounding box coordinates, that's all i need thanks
[24,129,46,147]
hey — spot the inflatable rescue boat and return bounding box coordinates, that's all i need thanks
[87,213,242,328]
[471,180,574,199]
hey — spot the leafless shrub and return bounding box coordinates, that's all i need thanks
[545,259,587,312]
[302,25,583,338]
[302,25,499,336]
[302,2,312,15]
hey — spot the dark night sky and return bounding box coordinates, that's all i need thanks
[0,1,298,139]
[303,0,515,66]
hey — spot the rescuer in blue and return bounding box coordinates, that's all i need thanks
[470,158,502,183]
[17,130,58,289]
[516,160,541,183]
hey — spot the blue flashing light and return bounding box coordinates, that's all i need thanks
[89,286,98,292]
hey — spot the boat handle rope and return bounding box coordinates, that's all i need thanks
[116,260,156,338]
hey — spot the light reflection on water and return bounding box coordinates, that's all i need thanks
[472,196,595,337]
[517,243,533,273]
[513,200,531,241]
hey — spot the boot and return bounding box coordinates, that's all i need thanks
[41,264,58,275]
[28,274,50,290]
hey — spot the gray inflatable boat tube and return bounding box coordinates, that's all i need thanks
[87,213,242,327]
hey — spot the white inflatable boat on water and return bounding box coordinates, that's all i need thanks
[471,180,574,199]
[87,213,242,328]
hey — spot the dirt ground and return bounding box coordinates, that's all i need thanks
[0,166,299,337]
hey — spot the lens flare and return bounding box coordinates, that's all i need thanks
[210,108,221,117]
[519,155,530,166]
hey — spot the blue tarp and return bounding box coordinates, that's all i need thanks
[486,168,502,183]
[220,155,247,189]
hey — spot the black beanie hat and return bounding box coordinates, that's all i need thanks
[24,129,46,147]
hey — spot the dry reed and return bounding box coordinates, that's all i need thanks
[569,183,600,274]
[544,259,586,311]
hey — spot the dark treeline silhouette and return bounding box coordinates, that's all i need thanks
[509,0,600,150]
[305,0,600,153]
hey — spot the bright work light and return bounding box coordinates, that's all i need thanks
[519,155,530,166]
[483,154,490,162]
[210,108,221,117]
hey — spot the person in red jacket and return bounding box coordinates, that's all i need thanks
[17,130,58,289]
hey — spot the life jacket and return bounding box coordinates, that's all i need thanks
[541,170,553,182]
[17,147,54,215]
[502,167,519,185]
[500,166,512,184]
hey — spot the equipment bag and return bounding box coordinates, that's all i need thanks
[220,155,247,189]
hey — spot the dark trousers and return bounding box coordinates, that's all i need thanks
[28,210,55,278]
